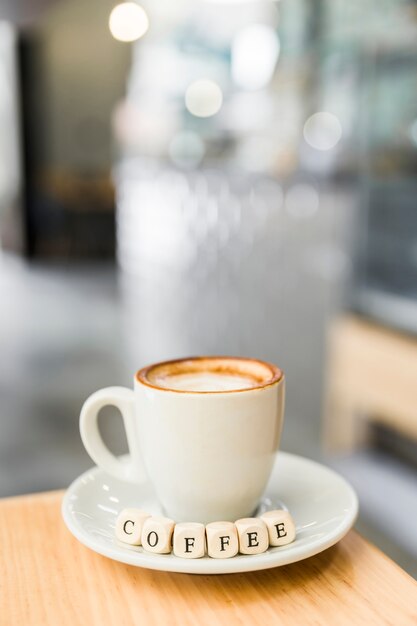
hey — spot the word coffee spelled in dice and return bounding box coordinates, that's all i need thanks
[173,522,206,559]
[260,509,296,547]
[141,516,175,554]
[115,508,296,557]
[235,517,269,555]
[115,509,150,546]
[206,521,239,559]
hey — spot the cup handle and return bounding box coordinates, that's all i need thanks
[80,386,143,483]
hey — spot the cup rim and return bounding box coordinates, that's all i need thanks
[135,356,284,394]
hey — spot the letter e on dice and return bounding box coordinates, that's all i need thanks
[235,518,269,555]
[260,509,296,547]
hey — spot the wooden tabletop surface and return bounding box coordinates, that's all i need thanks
[1,491,417,626]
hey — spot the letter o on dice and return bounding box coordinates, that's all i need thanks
[260,509,296,547]
[206,521,239,559]
[115,509,150,546]
[141,516,175,554]
[235,517,269,555]
[173,522,205,559]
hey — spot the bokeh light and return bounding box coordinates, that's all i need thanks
[232,24,280,91]
[303,112,342,151]
[109,2,149,42]
[185,79,223,118]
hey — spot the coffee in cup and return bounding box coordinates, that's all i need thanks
[80,356,285,523]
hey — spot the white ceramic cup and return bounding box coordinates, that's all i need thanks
[80,356,285,523]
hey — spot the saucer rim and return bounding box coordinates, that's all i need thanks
[62,452,358,575]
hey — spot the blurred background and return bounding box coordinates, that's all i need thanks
[0,0,416,576]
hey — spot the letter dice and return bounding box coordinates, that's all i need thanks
[115,509,150,546]
[206,522,238,559]
[235,518,269,555]
[260,509,296,547]
[141,516,175,554]
[173,523,205,559]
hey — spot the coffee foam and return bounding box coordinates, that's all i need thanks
[151,371,258,392]
[142,357,280,393]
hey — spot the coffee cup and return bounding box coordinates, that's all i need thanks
[80,356,285,523]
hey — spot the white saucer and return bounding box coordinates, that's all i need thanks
[62,452,358,575]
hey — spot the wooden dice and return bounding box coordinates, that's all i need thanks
[141,516,175,554]
[206,521,239,559]
[235,518,269,555]
[260,509,296,546]
[173,522,205,559]
[116,508,296,557]
[115,509,150,546]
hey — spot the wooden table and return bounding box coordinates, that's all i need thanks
[1,491,417,625]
